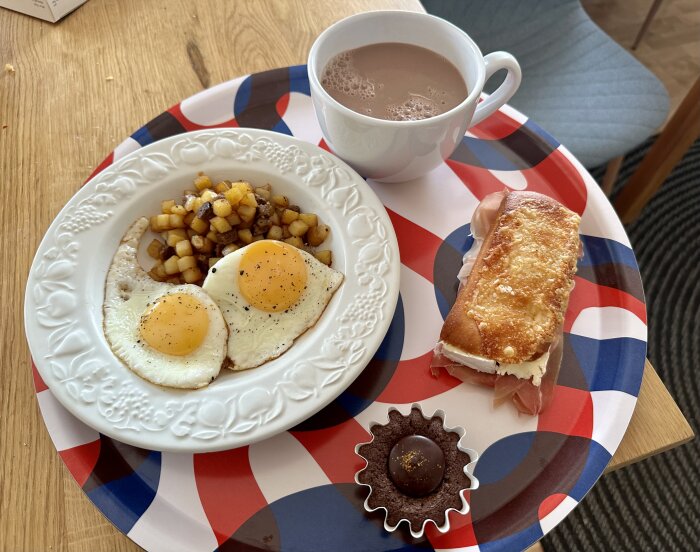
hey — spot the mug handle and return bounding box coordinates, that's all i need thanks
[470,51,522,127]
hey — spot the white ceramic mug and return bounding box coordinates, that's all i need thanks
[307,10,522,182]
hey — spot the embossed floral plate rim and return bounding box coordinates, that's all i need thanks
[24,128,400,452]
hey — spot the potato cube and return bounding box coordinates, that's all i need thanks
[272,194,289,208]
[194,175,212,190]
[206,230,219,244]
[238,228,253,244]
[156,213,171,230]
[208,257,222,268]
[214,181,231,193]
[184,195,198,211]
[307,224,330,246]
[175,239,193,257]
[281,209,299,224]
[254,187,271,200]
[267,225,283,240]
[288,219,309,237]
[177,255,197,272]
[184,212,196,226]
[161,199,175,214]
[210,216,232,233]
[189,216,209,234]
[282,225,291,238]
[269,211,280,226]
[233,181,253,193]
[148,261,168,281]
[241,191,258,208]
[223,187,244,207]
[192,197,204,212]
[226,212,241,226]
[171,204,187,216]
[222,243,239,256]
[299,213,318,227]
[284,236,304,249]
[169,213,185,228]
[147,239,164,259]
[201,189,218,202]
[164,255,180,275]
[166,229,188,246]
[212,199,232,217]
[314,250,332,266]
[237,204,256,222]
[182,266,203,284]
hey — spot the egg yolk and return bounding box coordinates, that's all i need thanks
[139,293,209,356]
[238,240,307,312]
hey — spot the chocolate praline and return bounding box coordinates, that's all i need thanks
[357,407,472,530]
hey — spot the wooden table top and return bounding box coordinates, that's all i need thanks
[0,1,693,550]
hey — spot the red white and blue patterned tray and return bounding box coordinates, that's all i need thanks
[31,66,647,551]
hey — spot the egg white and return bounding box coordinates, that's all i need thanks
[202,243,344,370]
[103,218,228,389]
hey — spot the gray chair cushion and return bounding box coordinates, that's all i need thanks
[423,0,669,167]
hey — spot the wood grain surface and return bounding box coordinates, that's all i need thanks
[0,1,693,551]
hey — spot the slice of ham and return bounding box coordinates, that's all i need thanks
[432,328,564,416]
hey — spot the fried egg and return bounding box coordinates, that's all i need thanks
[103,218,228,389]
[202,240,344,370]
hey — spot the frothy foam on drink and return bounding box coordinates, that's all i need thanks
[320,43,468,122]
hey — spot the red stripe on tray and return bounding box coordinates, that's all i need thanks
[290,418,370,484]
[59,439,101,488]
[375,351,461,403]
[32,361,49,393]
[193,447,268,545]
[386,208,443,284]
[537,386,594,439]
[565,276,647,333]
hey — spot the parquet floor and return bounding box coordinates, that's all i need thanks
[583,0,700,125]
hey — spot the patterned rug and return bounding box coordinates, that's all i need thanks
[543,138,700,550]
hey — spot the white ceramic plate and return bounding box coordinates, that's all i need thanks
[25,129,400,452]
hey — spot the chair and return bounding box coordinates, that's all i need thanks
[422,0,669,187]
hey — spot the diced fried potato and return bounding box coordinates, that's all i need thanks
[161,199,175,214]
[282,225,291,238]
[184,212,196,226]
[224,187,244,207]
[288,219,309,237]
[269,211,280,225]
[241,191,258,207]
[254,187,271,200]
[226,212,241,226]
[237,204,256,222]
[166,229,188,246]
[164,255,180,275]
[189,216,209,234]
[214,181,231,193]
[175,240,193,257]
[281,209,299,224]
[222,243,239,256]
[184,195,198,211]
[210,216,232,233]
[177,255,197,272]
[191,235,213,253]
[233,181,253,193]
[267,225,283,240]
[194,175,212,190]
[192,197,204,212]
[272,194,289,208]
[206,230,219,244]
[299,213,318,227]
[156,213,170,230]
[238,228,253,244]
[251,234,264,242]
[201,189,218,202]
[182,266,203,283]
[212,199,232,217]
[208,257,222,268]
[149,215,161,232]
[314,250,332,266]
[284,236,304,249]
[171,204,187,216]
[307,224,330,246]
[169,213,185,228]
[147,239,164,259]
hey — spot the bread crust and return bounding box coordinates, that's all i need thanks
[440,191,581,364]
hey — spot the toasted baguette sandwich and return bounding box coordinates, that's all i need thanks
[433,190,581,414]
